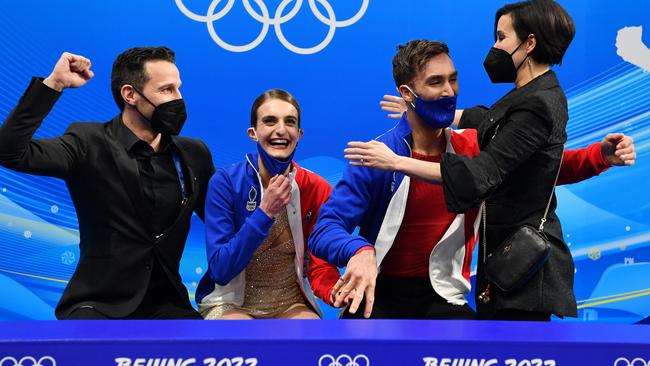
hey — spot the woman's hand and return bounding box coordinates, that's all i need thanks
[259,175,291,218]
[380,94,407,119]
[344,140,400,172]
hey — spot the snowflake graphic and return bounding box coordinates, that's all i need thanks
[61,251,76,265]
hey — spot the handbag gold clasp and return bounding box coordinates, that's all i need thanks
[478,283,491,303]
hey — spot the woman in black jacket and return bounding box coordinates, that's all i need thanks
[344,0,583,321]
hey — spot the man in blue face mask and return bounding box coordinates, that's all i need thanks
[308,40,483,319]
[316,38,635,320]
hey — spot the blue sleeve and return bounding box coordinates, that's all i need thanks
[308,164,375,267]
[205,169,274,285]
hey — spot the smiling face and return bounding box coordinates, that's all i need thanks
[401,52,458,104]
[248,98,303,160]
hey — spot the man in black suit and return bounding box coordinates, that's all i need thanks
[0,47,215,319]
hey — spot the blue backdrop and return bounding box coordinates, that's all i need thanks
[0,0,647,321]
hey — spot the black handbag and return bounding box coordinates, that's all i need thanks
[484,224,551,292]
[478,149,563,303]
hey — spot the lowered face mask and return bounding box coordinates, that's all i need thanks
[404,85,456,129]
[253,130,296,176]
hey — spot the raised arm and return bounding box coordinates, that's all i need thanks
[0,52,93,178]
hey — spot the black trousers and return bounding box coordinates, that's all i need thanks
[66,303,201,319]
[65,261,201,320]
[341,275,476,320]
[490,308,551,322]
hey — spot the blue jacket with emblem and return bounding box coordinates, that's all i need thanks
[195,153,339,308]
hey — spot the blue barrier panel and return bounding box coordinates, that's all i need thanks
[0,320,649,365]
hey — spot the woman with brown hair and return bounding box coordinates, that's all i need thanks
[196,89,340,319]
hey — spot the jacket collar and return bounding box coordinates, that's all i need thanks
[112,114,176,153]
[387,113,457,155]
[394,112,413,140]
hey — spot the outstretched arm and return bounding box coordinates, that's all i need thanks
[559,133,635,185]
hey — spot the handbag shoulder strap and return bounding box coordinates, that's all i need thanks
[539,147,564,232]
[481,124,564,262]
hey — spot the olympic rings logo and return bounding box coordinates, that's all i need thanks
[614,358,650,366]
[175,0,369,54]
[0,356,56,366]
[318,354,370,366]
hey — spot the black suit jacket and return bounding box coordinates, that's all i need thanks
[441,71,577,318]
[0,78,215,319]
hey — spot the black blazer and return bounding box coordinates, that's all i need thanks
[441,71,577,318]
[0,78,215,319]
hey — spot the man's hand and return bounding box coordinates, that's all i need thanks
[43,52,94,92]
[328,278,356,308]
[331,249,378,318]
[601,133,635,166]
[259,175,291,218]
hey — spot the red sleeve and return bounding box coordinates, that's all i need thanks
[354,246,375,255]
[307,245,374,306]
[303,173,341,306]
[558,142,611,186]
[307,252,341,306]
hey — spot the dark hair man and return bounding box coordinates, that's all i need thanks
[0,47,215,319]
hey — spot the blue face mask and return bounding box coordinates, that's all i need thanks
[405,85,457,129]
[253,131,296,176]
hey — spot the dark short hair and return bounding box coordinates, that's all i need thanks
[111,46,176,111]
[250,89,301,128]
[392,40,450,87]
[495,0,575,66]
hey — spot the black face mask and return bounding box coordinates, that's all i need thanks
[132,88,187,136]
[482,41,528,83]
